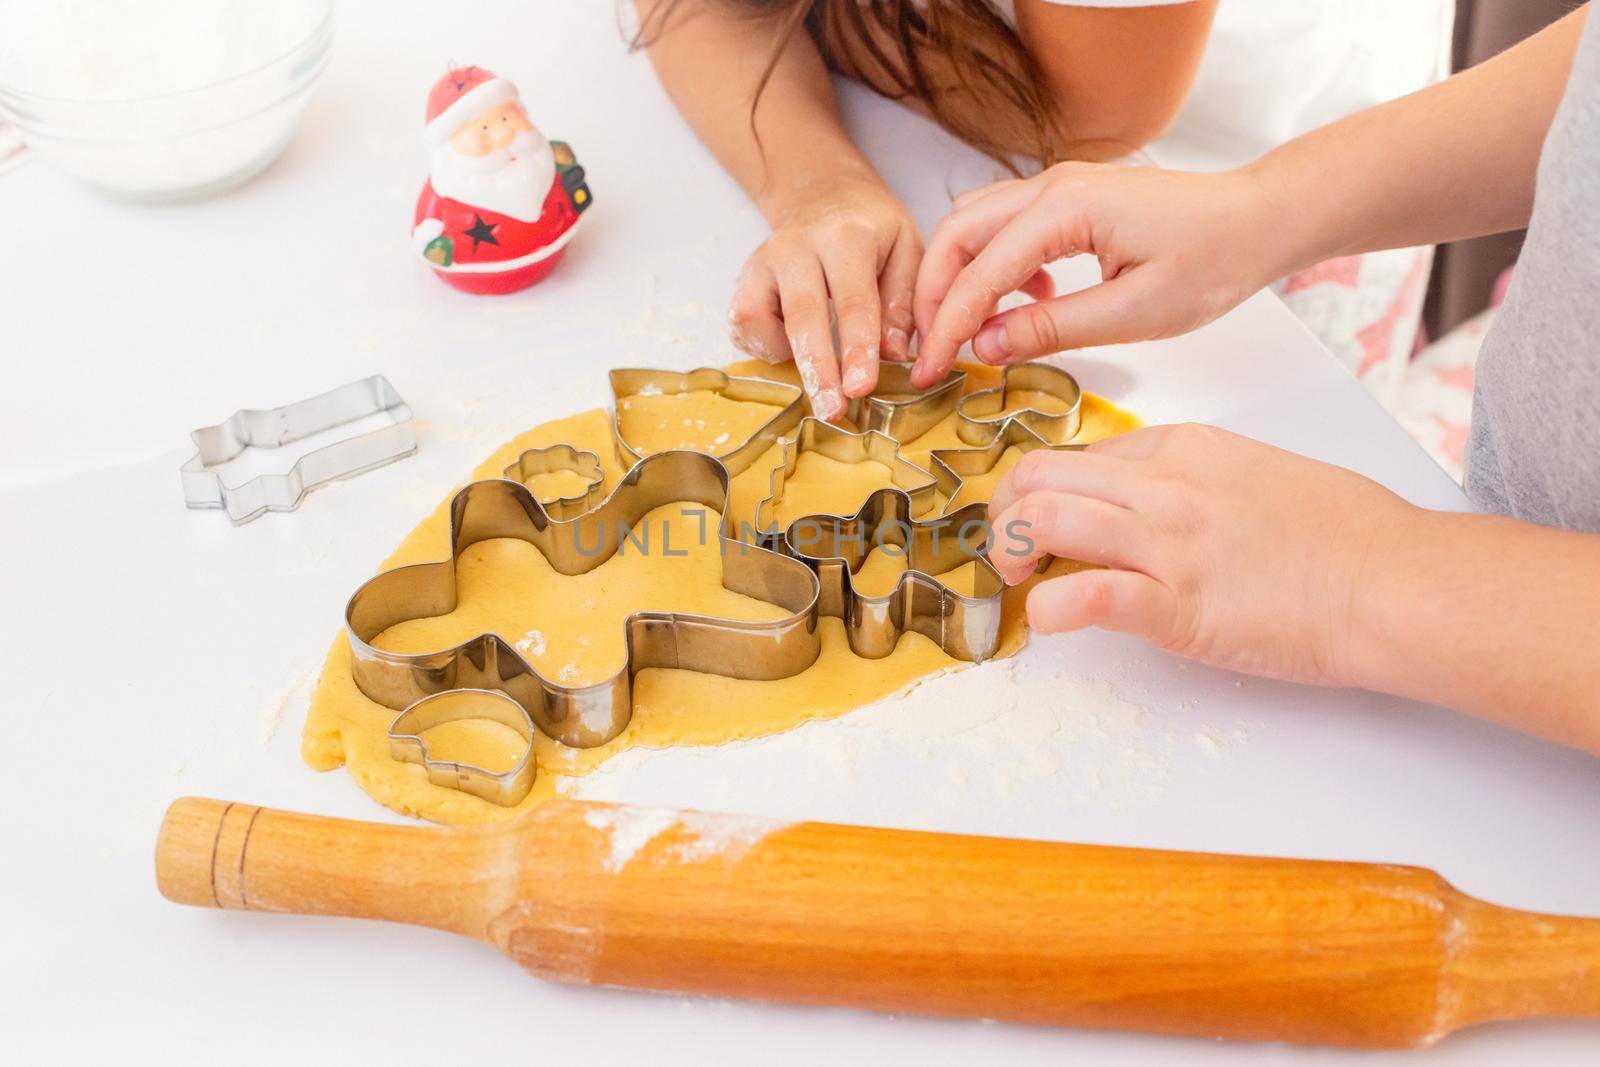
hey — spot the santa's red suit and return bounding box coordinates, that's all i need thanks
[414,174,583,294]
[413,66,591,295]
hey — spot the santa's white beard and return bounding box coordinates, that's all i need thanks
[429,130,555,223]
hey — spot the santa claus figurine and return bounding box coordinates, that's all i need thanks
[413,65,591,295]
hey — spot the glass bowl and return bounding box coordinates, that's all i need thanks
[0,1,334,200]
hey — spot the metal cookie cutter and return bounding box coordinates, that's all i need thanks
[785,489,1004,661]
[388,689,536,806]
[753,417,939,539]
[931,418,1086,513]
[610,367,805,476]
[955,363,1082,445]
[502,444,606,520]
[346,449,821,770]
[844,362,967,442]
[180,374,415,524]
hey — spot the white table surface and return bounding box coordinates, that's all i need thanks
[3,2,1596,1062]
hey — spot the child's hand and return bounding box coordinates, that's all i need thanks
[910,162,1293,388]
[730,175,923,420]
[986,423,1414,688]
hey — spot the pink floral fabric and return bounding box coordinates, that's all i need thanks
[1273,246,1436,410]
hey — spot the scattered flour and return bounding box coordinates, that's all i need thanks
[582,806,787,872]
[584,806,679,873]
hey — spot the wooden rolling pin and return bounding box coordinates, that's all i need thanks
[156,796,1600,1048]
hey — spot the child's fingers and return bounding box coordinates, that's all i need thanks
[776,259,846,421]
[913,179,1048,349]
[920,198,1091,374]
[950,177,1022,212]
[987,448,1141,522]
[820,247,882,400]
[971,268,1163,365]
[1018,267,1056,302]
[987,490,1149,584]
[879,224,922,363]
[728,263,792,364]
[1026,568,1178,644]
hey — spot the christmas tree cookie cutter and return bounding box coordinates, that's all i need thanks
[180,375,416,525]
[753,417,939,539]
[502,444,606,520]
[784,489,1004,662]
[955,363,1083,445]
[844,362,968,442]
[609,367,805,475]
[346,449,822,802]
[388,689,537,806]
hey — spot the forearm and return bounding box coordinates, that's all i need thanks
[1247,6,1587,280]
[634,0,882,221]
[1351,508,1600,753]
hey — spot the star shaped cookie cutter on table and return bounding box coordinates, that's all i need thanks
[347,449,823,806]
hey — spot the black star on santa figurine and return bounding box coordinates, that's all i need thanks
[412,65,592,295]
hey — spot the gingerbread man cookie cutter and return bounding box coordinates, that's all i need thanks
[784,488,1004,662]
[955,363,1083,445]
[609,367,805,476]
[346,449,822,776]
[501,443,606,520]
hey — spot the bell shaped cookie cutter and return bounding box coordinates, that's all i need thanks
[180,374,415,524]
[346,449,822,759]
[610,367,805,475]
[502,444,606,520]
[844,362,967,442]
[955,363,1082,445]
[753,417,939,539]
[388,689,537,806]
[784,489,1004,662]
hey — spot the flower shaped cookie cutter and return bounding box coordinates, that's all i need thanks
[501,443,606,520]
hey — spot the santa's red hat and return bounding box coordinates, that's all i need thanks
[424,65,520,149]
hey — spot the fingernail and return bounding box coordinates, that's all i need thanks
[885,326,910,361]
[974,322,1012,363]
[843,364,873,396]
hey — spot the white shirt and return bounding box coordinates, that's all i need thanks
[999,0,1456,171]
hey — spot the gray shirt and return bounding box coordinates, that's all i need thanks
[1466,10,1600,532]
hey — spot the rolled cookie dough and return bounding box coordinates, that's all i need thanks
[300,361,1141,825]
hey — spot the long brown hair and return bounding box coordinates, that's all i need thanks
[630,0,1068,173]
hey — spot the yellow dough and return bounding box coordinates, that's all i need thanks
[517,467,598,504]
[301,361,1142,825]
